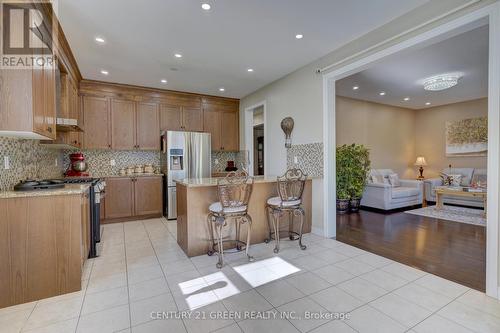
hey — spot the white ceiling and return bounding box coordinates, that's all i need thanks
[336,24,489,109]
[56,0,427,98]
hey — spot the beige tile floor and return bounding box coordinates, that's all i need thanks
[1,217,500,333]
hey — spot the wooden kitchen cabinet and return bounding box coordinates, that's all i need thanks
[136,102,160,150]
[160,105,203,132]
[202,102,239,151]
[81,191,91,264]
[111,99,136,150]
[83,96,111,149]
[104,176,162,222]
[134,177,163,216]
[104,177,134,219]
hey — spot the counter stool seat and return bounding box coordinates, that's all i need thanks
[266,197,301,207]
[209,202,247,214]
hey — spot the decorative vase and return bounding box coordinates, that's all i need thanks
[349,197,361,212]
[336,199,350,214]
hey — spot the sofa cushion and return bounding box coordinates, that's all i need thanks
[391,187,420,199]
[442,168,474,186]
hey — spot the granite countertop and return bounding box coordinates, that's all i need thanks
[0,184,91,199]
[104,173,164,178]
[175,176,315,188]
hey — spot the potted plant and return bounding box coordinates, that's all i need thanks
[336,145,351,214]
[348,144,370,212]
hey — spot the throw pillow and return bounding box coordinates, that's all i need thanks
[371,174,384,184]
[388,173,400,187]
[441,173,463,187]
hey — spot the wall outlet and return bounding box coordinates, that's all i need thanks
[294,156,299,164]
[4,156,10,170]
[54,158,58,166]
[110,159,116,166]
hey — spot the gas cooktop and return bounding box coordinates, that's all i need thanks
[14,179,65,191]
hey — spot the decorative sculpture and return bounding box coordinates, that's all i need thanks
[280,117,294,148]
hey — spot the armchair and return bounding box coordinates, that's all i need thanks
[360,169,423,210]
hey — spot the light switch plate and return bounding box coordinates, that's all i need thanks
[54,158,58,166]
[4,156,10,170]
[110,159,116,166]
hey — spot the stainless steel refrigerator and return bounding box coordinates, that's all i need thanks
[162,131,211,219]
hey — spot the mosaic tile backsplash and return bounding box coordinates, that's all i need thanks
[212,151,250,172]
[62,149,161,177]
[287,142,323,177]
[0,137,64,191]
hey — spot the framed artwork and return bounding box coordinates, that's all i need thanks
[446,116,487,156]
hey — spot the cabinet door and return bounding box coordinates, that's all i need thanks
[182,107,203,132]
[43,46,56,139]
[203,108,221,151]
[134,177,163,216]
[32,44,46,137]
[104,178,134,219]
[159,105,182,131]
[111,99,136,150]
[220,111,239,151]
[83,96,110,149]
[136,102,160,150]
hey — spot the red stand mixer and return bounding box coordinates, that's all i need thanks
[65,153,90,177]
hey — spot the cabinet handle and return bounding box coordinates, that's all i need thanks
[73,140,77,144]
[108,144,111,148]
[47,127,52,133]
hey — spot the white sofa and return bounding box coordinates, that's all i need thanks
[424,168,486,208]
[361,169,423,210]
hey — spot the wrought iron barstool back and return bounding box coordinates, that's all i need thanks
[265,168,307,253]
[207,171,255,268]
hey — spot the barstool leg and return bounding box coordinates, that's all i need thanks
[296,207,307,250]
[272,209,281,253]
[235,217,242,251]
[264,205,272,243]
[288,210,294,240]
[244,215,254,262]
[207,214,215,256]
[216,221,225,268]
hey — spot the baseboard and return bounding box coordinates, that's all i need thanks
[311,226,324,236]
[101,213,162,224]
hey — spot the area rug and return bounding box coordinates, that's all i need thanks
[405,205,486,226]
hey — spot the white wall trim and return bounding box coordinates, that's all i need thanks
[244,101,268,176]
[322,2,500,298]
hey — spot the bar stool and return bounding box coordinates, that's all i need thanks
[207,171,254,268]
[265,168,307,253]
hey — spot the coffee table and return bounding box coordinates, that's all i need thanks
[434,187,487,217]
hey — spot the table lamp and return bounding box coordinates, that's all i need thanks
[415,156,427,180]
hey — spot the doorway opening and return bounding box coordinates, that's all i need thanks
[244,101,267,176]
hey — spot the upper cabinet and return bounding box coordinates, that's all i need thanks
[202,98,240,151]
[83,96,111,149]
[79,81,238,151]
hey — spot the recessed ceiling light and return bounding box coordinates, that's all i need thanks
[201,3,211,10]
[295,34,303,39]
[161,79,167,84]
[219,87,225,92]
[379,91,386,96]
[247,68,254,72]
[174,53,182,58]
[352,86,359,90]
[425,102,431,105]
[100,70,109,75]
[95,36,105,44]
[403,97,410,101]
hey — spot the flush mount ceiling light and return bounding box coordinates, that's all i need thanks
[174,53,183,58]
[295,34,303,39]
[161,79,167,84]
[95,36,105,44]
[201,3,211,10]
[379,91,386,96]
[352,86,359,90]
[100,70,109,75]
[422,73,461,91]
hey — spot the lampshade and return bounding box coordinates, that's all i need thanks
[414,156,427,166]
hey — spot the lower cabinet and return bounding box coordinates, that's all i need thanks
[104,176,163,222]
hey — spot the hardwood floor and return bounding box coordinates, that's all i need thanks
[336,208,486,291]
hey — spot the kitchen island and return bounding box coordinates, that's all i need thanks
[0,185,91,308]
[175,176,312,257]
